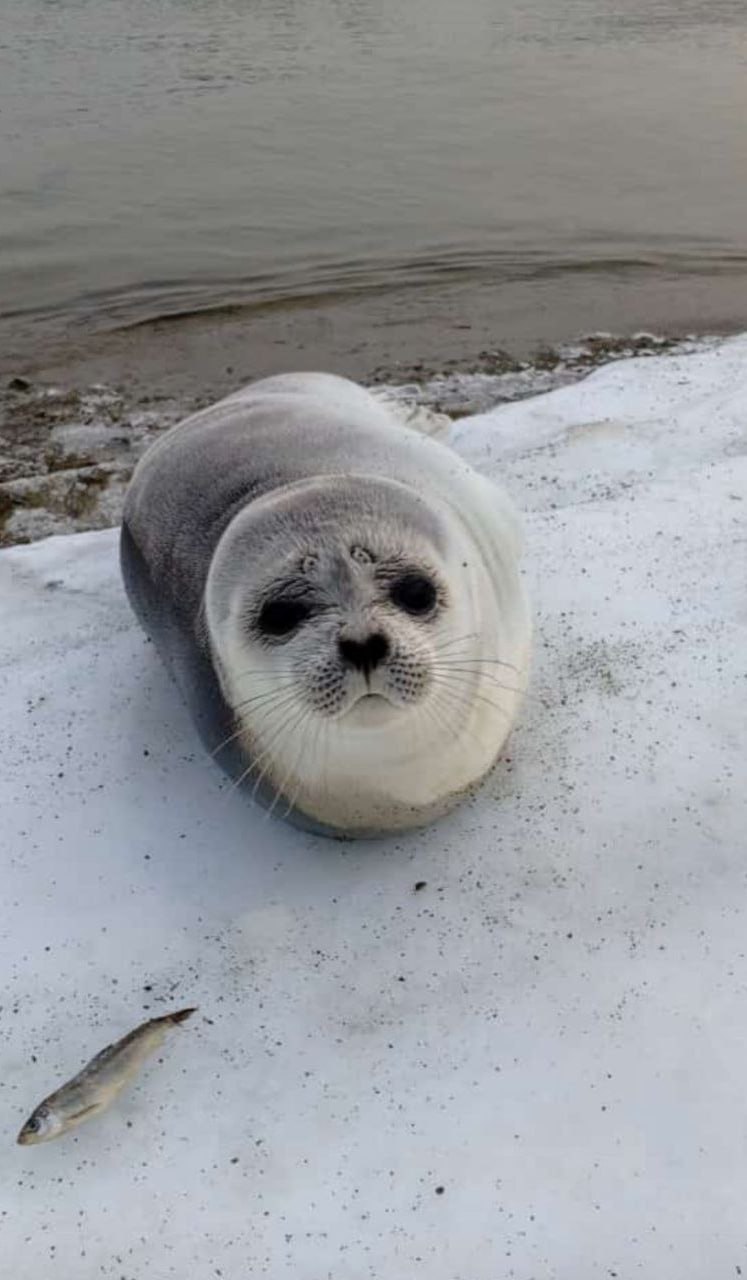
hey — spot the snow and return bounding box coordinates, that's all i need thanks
[1,335,746,1279]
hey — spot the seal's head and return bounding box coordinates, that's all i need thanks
[204,474,524,833]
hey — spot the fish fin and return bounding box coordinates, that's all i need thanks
[158,1007,197,1027]
[85,1040,119,1070]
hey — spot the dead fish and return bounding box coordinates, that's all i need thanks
[17,1007,196,1145]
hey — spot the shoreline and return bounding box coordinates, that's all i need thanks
[5,264,747,547]
[0,325,731,548]
[7,261,747,398]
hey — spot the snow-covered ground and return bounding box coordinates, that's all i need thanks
[1,336,745,1279]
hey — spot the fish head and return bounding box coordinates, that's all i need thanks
[16,1104,64,1145]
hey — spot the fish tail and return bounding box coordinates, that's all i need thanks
[155,1007,198,1027]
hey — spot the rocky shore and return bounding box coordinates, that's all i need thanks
[0,332,703,546]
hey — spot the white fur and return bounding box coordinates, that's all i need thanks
[201,374,531,834]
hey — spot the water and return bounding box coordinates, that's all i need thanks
[1,0,747,365]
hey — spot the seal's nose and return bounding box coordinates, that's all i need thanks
[338,633,389,677]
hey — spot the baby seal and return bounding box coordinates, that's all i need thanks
[121,373,531,836]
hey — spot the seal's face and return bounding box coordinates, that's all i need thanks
[247,541,444,722]
[204,474,525,832]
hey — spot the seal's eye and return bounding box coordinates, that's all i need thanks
[389,573,437,616]
[257,598,310,638]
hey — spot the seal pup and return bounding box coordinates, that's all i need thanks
[121,373,531,836]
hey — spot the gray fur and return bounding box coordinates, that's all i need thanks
[121,373,530,837]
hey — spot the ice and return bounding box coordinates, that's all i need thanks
[1,335,745,1278]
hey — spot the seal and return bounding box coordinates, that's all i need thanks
[120,373,531,837]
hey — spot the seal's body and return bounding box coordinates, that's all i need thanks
[121,373,530,836]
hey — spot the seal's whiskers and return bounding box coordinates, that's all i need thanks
[430,661,533,701]
[265,705,316,820]
[225,691,304,797]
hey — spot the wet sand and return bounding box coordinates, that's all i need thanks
[7,268,747,406]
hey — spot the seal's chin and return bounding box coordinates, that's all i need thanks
[345,692,398,727]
